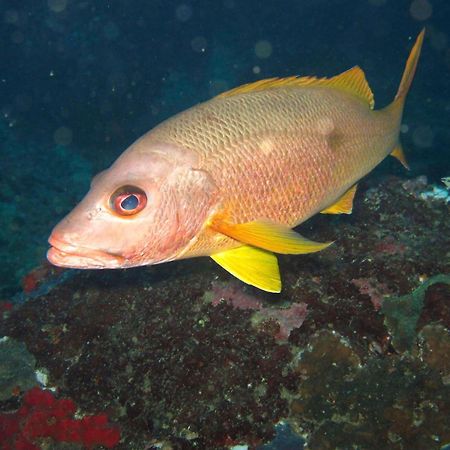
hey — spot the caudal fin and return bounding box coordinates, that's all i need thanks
[392,29,425,111]
[386,29,425,169]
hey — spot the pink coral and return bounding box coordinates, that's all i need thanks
[210,281,263,310]
[352,278,394,310]
[255,303,308,340]
[209,282,307,340]
[374,237,406,255]
[0,387,120,449]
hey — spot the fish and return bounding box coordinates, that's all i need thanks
[47,30,425,293]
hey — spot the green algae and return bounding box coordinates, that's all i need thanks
[382,275,450,352]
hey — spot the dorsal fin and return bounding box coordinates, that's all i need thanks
[217,66,374,109]
[324,67,374,109]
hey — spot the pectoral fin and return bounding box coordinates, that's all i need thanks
[211,245,281,293]
[209,218,332,254]
[321,184,357,214]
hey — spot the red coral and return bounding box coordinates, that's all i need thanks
[21,273,40,294]
[21,263,64,294]
[0,387,120,449]
[0,301,13,321]
[0,301,13,312]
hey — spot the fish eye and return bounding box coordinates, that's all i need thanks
[110,186,147,216]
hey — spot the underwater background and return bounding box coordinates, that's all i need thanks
[0,0,449,449]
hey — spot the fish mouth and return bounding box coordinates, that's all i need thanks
[47,235,126,269]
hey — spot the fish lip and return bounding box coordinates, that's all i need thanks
[47,235,126,269]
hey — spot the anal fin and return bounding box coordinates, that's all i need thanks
[321,184,357,214]
[211,245,281,293]
[390,144,410,169]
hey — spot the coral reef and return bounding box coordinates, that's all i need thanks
[0,338,37,401]
[252,303,308,341]
[0,387,120,449]
[258,421,305,449]
[207,280,265,310]
[1,265,294,448]
[0,176,449,449]
[419,325,450,379]
[382,274,450,352]
[288,329,450,450]
[351,277,394,310]
[207,281,308,340]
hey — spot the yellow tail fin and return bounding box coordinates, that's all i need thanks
[393,29,425,110]
[386,29,424,169]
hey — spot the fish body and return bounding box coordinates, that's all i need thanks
[48,31,424,292]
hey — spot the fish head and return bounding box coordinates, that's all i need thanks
[47,141,218,269]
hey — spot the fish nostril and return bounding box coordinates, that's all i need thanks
[87,207,102,220]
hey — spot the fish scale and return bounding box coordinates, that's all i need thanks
[149,87,378,226]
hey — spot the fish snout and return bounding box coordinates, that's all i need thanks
[47,231,126,269]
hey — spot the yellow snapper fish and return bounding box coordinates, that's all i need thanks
[47,30,425,293]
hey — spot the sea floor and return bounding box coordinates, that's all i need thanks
[1,175,449,449]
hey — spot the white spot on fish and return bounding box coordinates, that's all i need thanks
[316,117,335,136]
[260,138,274,155]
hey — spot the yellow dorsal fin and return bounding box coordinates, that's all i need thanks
[390,144,410,169]
[324,67,374,109]
[217,66,374,109]
[321,184,357,214]
[209,218,332,254]
[211,245,281,293]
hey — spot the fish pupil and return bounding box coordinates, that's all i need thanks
[121,194,139,210]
